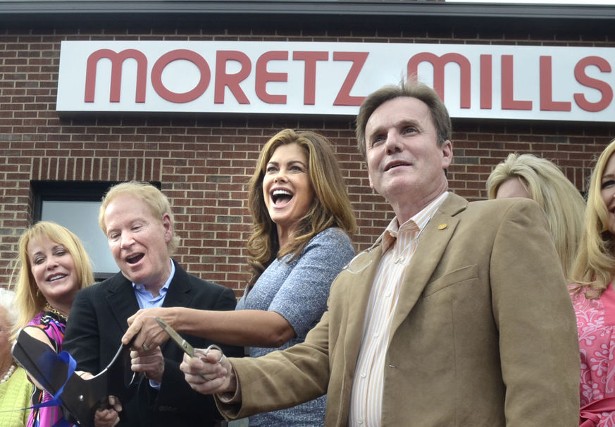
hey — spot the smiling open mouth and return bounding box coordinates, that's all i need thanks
[126,254,144,264]
[271,189,293,205]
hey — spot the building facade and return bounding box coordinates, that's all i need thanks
[1,0,614,292]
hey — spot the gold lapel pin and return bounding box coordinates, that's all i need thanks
[437,223,448,230]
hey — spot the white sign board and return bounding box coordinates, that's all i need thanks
[57,40,615,122]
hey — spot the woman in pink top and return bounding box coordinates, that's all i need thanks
[12,221,119,427]
[570,138,615,426]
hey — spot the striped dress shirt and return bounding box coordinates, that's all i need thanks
[349,192,448,427]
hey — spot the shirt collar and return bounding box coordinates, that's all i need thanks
[382,191,449,252]
[132,258,175,295]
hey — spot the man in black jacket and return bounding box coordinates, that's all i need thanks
[64,181,243,427]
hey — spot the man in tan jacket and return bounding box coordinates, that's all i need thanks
[181,79,580,426]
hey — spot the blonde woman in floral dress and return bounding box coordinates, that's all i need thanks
[570,139,615,426]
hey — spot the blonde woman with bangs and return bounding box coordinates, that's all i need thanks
[9,221,119,426]
[570,139,615,426]
[123,129,357,426]
[487,153,585,281]
[13,222,94,333]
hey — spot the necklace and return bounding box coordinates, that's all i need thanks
[44,303,68,322]
[0,364,16,384]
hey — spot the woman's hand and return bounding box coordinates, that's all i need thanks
[122,308,172,349]
[180,347,237,395]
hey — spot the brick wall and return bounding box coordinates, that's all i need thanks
[1,24,614,294]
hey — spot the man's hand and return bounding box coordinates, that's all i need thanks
[94,396,122,427]
[122,308,173,349]
[180,347,237,395]
[130,346,164,383]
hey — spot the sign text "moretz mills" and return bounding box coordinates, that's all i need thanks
[57,41,615,123]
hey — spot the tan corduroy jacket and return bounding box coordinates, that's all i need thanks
[218,194,580,427]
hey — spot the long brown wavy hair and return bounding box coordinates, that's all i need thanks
[246,129,357,285]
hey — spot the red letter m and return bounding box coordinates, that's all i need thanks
[85,49,148,103]
[408,52,471,108]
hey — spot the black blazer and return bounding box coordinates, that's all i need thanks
[63,260,243,427]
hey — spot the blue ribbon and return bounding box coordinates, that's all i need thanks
[6,350,79,427]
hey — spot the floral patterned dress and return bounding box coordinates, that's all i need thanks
[26,309,71,427]
[572,284,615,426]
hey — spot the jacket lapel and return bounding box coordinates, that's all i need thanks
[342,245,385,360]
[161,262,191,309]
[160,262,192,356]
[334,245,384,424]
[105,274,140,334]
[388,194,467,339]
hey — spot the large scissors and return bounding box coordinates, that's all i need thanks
[155,317,195,357]
[12,329,137,427]
[155,317,223,363]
